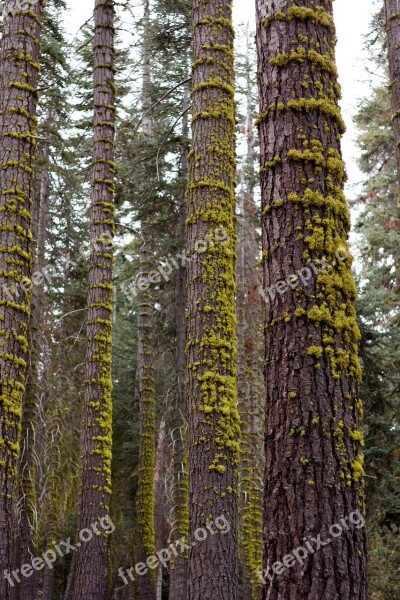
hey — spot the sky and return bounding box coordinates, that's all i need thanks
[64,0,377,197]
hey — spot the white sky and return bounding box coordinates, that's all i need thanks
[65,0,377,197]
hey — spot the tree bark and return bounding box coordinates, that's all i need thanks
[255,2,368,599]
[0,1,44,597]
[135,3,157,599]
[186,2,239,599]
[16,140,50,600]
[73,1,116,598]
[168,82,190,600]
[236,45,264,600]
[385,0,400,187]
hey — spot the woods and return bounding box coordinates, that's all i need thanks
[0,1,398,600]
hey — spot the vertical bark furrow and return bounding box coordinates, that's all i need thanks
[0,2,44,596]
[187,2,239,599]
[73,1,116,598]
[385,0,400,186]
[255,2,367,599]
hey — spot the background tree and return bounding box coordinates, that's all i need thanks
[384,0,400,185]
[235,25,264,600]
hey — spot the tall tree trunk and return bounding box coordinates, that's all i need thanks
[168,82,190,600]
[135,3,157,598]
[255,2,368,599]
[385,0,400,187]
[136,229,157,600]
[186,1,239,599]
[73,1,116,598]
[17,144,50,600]
[0,2,44,597]
[236,52,264,600]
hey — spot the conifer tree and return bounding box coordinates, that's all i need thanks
[384,0,400,184]
[0,1,44,595]
[236,29,263,600]
[255,2,367,598]
[134,3,157,599]
[73,0,116,598]
[186,1,239,598]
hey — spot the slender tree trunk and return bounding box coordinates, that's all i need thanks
[136,229,157,600]
[385,0,400,186]
[168,82,190,600]
[17,146,49,600]
[255,2,368,599]
[186,1,239,598]
[154,421,167,600]
[73,1,116,598]
[135,3,157,598]
[0,2,44,597]
[236,56,264,600]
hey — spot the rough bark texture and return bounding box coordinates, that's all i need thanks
[255,2,368,599]
[385,0,400,187]
[168,83,190,600]
[135,4,157,599]
[236,61,264,600]
[73,1,116,598]
[0,2,44,597]
[186,2,239,599]
[16,158,48,600]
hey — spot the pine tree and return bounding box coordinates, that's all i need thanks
[134,4,157,599]
[255,2,367,598]
[186,1,239,598]
[235,27,264,600]
[73,0,116,597]
[384,0,400,184]
[353,16,400,595]
[0,1,45,595]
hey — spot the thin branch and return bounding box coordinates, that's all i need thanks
[156,105,191,181]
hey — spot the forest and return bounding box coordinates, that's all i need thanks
[0,0,399,599]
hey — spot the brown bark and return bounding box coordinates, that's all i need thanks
[73,1,116,599]
[168,82,190,600]
[255,2,368,599]
[0,2,44,597]
[186,1,239,599]
[385,0,400,187]
[135,4,157,599]
[16,145,49,600]
[236,49,264,600]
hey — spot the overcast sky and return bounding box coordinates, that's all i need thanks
[65,0,377,196]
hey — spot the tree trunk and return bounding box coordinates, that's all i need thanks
[136,229,157,600]
[236,49,264,600]
[17,146,50,600]
[385,0,400,187]
[168,82,190,600]
[186,1,239,599]
[73,1,116,598]
[0,2,44,597]
[135,3,157,598]
[255,2,368,599]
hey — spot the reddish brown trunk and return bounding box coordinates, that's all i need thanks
[255,2,368,599]
[73,1,116,599]
[168,82,190,600]
[0,2,44,597]
[186,1,239,598]
[385,0,400,186]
